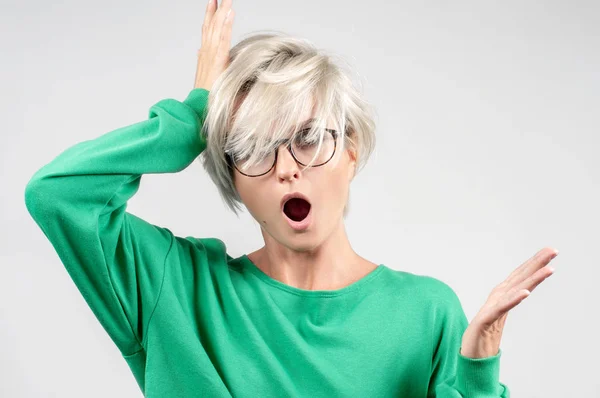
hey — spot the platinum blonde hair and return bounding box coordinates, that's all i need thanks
[199,31,376,218]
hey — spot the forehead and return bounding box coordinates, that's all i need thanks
[232,92,335,131]
[225,93,343,162]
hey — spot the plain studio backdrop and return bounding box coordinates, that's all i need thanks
[2,0,598,397]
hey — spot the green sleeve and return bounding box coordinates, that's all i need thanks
[427,279,511,398]
[24,88,210,357]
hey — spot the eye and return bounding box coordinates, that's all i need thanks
[229,150,250,164]
[294,128,320,147]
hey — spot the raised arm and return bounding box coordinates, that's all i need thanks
[23,0,235,357]
[24,88,210,356]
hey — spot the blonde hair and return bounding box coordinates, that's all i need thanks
[199,31,376,218]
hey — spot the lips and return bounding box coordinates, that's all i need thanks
[280,192,312,213]
[281,192,311,223]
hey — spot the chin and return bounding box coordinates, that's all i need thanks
[284,239,321,253]
[278,226,322,252]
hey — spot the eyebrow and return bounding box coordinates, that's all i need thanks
[298,118,317,128]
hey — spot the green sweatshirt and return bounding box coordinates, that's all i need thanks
[24,87,510,397]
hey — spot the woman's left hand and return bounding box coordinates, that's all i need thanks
[460,247,559,359]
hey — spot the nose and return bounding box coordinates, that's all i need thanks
[275,144,300,181]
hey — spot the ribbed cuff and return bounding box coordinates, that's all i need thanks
[455,348,503,395]
[182,88,210,152]
[183,88,210,124]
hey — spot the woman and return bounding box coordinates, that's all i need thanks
[24,0,557,396]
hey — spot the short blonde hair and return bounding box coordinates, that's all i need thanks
[200,31,376,217]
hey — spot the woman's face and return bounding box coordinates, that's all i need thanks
[232,107,357,252]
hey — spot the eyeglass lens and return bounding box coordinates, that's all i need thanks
[233,128,336,176]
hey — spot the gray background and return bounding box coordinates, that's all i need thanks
[2,0,598,397]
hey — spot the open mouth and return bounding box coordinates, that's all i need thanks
[283,198,311,222]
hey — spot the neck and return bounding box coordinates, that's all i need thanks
[249,219,377,291]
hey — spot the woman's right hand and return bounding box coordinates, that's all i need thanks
[194,0,235,91]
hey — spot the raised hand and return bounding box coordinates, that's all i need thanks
[194,0,235,91]
[460,247,558,358]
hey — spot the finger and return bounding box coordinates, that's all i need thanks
[496,288,531,315]
[503,247,558,288]
[496,264,554,315]
[220,8,234,46]
[488,285,534,319]
[516,264,555,294]
[202,0,217,45]
[504,248,552,283]
[208,0,232,44]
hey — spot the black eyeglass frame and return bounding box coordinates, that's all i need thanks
[225,128,340,177]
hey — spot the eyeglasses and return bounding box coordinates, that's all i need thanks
[226,128,340,177]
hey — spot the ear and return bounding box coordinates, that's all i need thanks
[347,147,358,182]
